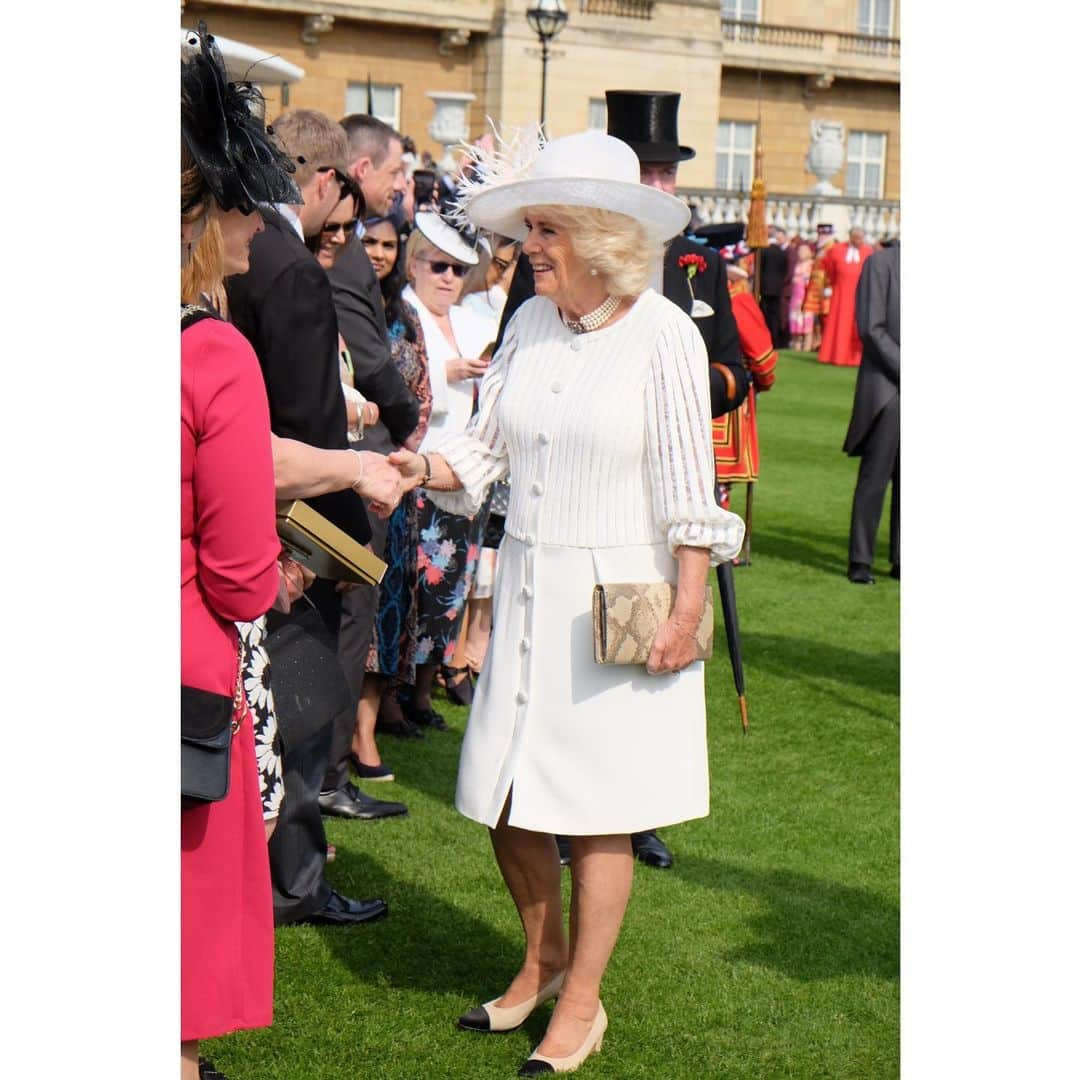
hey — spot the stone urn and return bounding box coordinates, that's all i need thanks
[427,90,476,174]
[805,119,845,195]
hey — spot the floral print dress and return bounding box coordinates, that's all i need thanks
[366,306,434,682]
[237,616,284,820]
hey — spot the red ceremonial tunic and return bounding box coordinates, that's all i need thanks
[713,283,777,483]
[817,242,874,366]
[181,315,280,1042]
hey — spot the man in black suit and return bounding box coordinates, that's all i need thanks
[844,241,900,584]
[226,109,405,927]
[759,226,790,348]
[491,90,748,871]
[321,114,425,799]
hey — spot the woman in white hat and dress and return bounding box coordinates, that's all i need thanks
[399,211,496,728]
[388,130,744,1075]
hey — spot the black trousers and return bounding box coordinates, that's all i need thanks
[760,293,785,350]
[266,579,344,925]
[848,395,900,568]
[325,507,391,793]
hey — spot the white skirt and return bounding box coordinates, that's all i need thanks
[455,535,711,835]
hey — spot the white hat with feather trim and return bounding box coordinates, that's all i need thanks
[455,128,689,244]
[413,211,480,265]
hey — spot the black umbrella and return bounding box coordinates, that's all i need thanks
[715,561,749,734]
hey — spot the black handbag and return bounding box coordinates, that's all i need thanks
[181,638,244,808]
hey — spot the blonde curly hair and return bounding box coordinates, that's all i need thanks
[526,204,655,297]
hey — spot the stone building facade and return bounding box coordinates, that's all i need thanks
[180,0,899,215]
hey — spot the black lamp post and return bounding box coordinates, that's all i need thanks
[526,0,569,130]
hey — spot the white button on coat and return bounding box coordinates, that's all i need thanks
[426,289,745,836]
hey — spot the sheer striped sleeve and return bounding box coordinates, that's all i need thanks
[426,309,517,516]
[645,313,746,564]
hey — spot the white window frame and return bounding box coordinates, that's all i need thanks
[345,82,401,131]
[845,130,887,199]
[857,0,893,37]
[721,0,761,21]
[587,98,607,132]
[715,120,756,191]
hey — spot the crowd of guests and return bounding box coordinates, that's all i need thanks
[181,22,896,1078]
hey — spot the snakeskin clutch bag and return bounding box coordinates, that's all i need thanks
[592,583,714,665]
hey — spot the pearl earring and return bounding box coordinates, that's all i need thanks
[589,267,598,277]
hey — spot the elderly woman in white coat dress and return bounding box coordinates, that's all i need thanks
[387,130,744,1076]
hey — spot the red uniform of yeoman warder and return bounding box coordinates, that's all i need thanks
[713,273,777,485]
[817,231,875,366]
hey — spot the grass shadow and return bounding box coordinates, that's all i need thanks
[677,855,899,982]
[742,631,899,700]
[753,525,849,576]
[312,845,522,1002]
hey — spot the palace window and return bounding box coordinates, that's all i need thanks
[857,0,893,37]
[345,82,401,131]
[845,131,886,198]
[715,120,756,191]
[587,98,607,132]
[721,0,760,20]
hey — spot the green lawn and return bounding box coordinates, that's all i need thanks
[207,351,899,1079]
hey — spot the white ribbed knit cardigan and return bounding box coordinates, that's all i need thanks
[430,288,744,564]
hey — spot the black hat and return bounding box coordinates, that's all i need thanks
[691,221,745,251]
[181,22,301,213]
[604,90,696,163]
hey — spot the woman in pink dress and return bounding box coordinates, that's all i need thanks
[788,242,814,351]
[180,25,302,1079]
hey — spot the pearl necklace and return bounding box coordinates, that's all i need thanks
[563,294,621,334]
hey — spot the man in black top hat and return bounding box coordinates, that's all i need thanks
[605,89,749,419]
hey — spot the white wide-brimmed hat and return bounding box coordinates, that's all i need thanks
[413,210,480,265]
[460,129,689,244]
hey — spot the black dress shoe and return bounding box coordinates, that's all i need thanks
[555,835,571,866]
[405,702,450,732]
[318,782,408,821]
[890,563,900,580]
[847,562,876,584]
[303,888,388,927]
[199,1059,228,1080]
[631,830,673,869]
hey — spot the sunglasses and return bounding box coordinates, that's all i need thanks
[418,257,468,278]
[321,218,358,237]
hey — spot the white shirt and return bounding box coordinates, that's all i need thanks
[403,283,496,454]
[431,289,743,564]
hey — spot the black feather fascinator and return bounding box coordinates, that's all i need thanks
[181,22,301,213]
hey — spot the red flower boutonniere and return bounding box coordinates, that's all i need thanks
[676,252,713,318]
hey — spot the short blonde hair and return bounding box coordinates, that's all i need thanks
[404,228,436,286]
[527,204,655,297]
[270,109,348,189]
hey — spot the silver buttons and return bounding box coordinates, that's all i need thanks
[538,431,550,445]
[516,690,529,705]
[531,481,544,496]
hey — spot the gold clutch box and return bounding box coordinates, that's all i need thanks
[276,500,387,587]
[592,582,714,665]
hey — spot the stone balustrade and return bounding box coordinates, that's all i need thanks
[720,18,899,81]
[578,0,655,16]
[681,189,901,244]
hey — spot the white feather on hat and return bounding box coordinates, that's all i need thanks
[448,122,689,244]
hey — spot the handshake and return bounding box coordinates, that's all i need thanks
[351,448,436,519]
